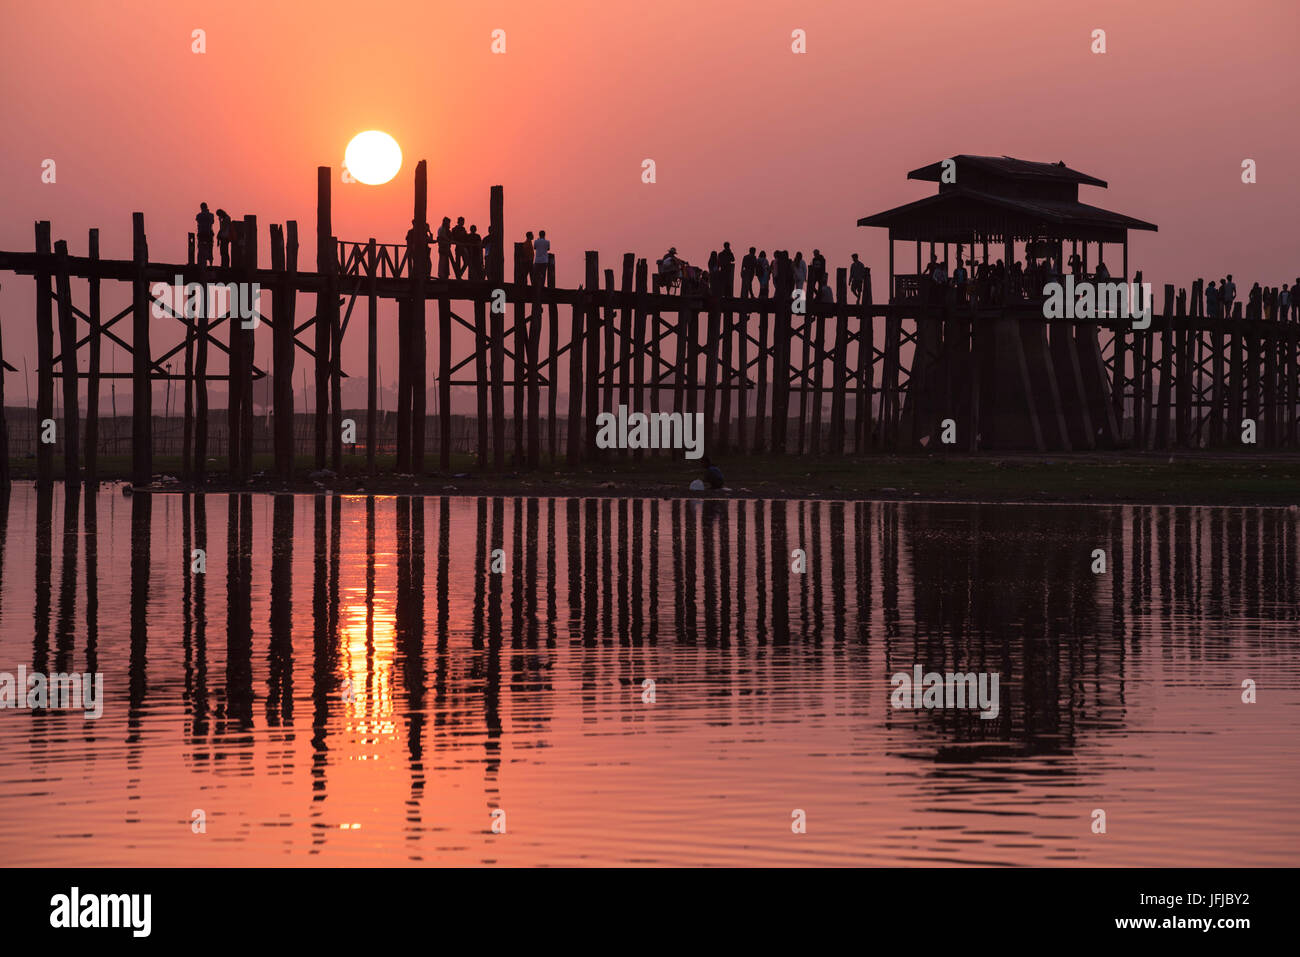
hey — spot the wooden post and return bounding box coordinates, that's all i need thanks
[195,235,209,483]
[718,263,734,454]
[754,295,768,452]
[830,268,848,455]
[271,224,293,482]
[227,220,244,478]
[53,240,79,483]
[584,252,600,460]
[490,250,506,469]
[242,215,258,480]
[566,289,584,465]
[526,256,545,469]
[0,307,7,489]
[547,254,560,463]
[603,267,617,422]
[1154,285,1175,449]
[366,238,378,476]
[489,186,505,285]
[619,254,634,431]
[703,298,720,455]
[35,221,54,484]
[85,229,101,485]
[772,264,792,454]
[513,242,528,465]
[632,259,648,461]
[856,269,873,451]
[413,159,429,473]
[315,167,332,469]
[810,292,827,455]
[650,276,662,421]
[131,213,151,486]
[735,270,748,455]
[472,237,490,469]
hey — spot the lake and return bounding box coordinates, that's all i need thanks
[0,484,1297,866]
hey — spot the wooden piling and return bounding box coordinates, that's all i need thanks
[513,242,529,465]
[632,260,648,461]
[85,229,101,485]
[472,239,489,469]
[130,213,151,486]
[194,239,209,483]
[315,168,332,469]
[242,215,258,480]
[53,240,79,483]
[584,252,600,460]
[271,223,294,482]
[1154,285,1175,449]
[35,221,54,484]
[526,258,543,469]
[547,254,560,462]
[366,237,378,475]
[856,270,874,452]
[830,268,848,456]
[566,288,584,465]
[413,159,429,473]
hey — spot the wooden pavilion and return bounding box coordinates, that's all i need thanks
[857,155,1158,450]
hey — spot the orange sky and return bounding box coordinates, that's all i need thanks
[1,0,1297,397]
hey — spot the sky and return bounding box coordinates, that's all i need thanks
[1,0,1297,405]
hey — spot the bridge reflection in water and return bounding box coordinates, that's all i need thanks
[0,486,1297,865]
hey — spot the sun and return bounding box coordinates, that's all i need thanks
[344,131,402,185]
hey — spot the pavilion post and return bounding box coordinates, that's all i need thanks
[53,240,79,483]
[35,221,54,485]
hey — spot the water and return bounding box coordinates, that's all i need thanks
[0,484,1297,866]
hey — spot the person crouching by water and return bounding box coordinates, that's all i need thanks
[701,456,725,489]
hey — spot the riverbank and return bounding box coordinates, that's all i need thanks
[6,451,1300,506]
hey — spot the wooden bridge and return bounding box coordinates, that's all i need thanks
[0,158,1297,489]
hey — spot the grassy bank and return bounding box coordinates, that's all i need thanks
[7,450,1300,506]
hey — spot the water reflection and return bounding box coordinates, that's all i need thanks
[0,485,1297,866]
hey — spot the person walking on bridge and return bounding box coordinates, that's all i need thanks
[195,203,215,267]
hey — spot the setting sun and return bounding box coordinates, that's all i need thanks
[344,130,402,185]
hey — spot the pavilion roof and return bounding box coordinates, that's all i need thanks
[907,155,1108,188]
[856,187,1158,243]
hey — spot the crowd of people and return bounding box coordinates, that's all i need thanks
[1206,275,1297,321]
[658,243,872,304]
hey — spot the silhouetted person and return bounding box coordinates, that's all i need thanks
[196,203,215,266]
[810,248,826,297]
[1282,284,1292,323]
[451,216,469,278]
[849,253,865,302]
[520,231,535,287]
[757,251,771,298]
[718,242,735,280]
[483,224,497,277]
[467,225,483,276]
[740,246,757,297]
[215,209,232,268]
[792,251,807,294]
[1207,280,1220,319]
[1248,281,1262,320]
[408,219,434,278]
[1222,274,1237,316]
[435,217,452,279]
[1095,260,1110,281]
[532,230,550,289]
